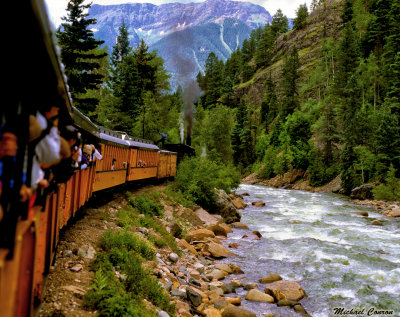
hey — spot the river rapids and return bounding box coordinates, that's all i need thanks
[219,184,400,317]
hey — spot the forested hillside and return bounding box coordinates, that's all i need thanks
[57,0,400,199]
[192,0,400,198]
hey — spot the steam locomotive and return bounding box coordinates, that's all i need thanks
[0,1,182,316]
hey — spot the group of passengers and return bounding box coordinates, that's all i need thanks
[0,104,103,222]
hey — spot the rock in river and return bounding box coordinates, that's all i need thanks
[245,289,274,303]
[264,280,306,301]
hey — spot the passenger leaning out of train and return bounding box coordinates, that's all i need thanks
[80,144,92,169]
[45,125,79,193]
[30,105,62,191]
[92,144,103,162]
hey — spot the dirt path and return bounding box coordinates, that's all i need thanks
[37,182,167,317]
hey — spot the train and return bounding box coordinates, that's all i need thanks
[0,1,186,316]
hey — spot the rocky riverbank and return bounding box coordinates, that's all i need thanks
[38,184,310,317]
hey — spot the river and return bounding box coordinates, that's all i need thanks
[219,184,400,317]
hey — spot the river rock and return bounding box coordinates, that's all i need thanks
[229,264,244,274]
[369,219,383,226]
[171,288,187,300]
[231,197,247,210]
[204,241,234,258]
[388,208,400,217]
[259,273,282,284]
[350,184,374,200]
[168,252,179,263]
[245,289,274,303]
[277,299,298,307]
[252,200,266,207]
[204,307,223,317]
[175,205,204,226]
[221,304,256,317]
[186,286,203,307]
[186,228,216,242]
[195,207,221,226]
[211,189,242,224]
[207,269,226,281]
[294,304,308,314]
[178,238,198,255]
[264,280,306,301]
[228,243,239,248]
[243,283,257,290]
[225,297,241,305]
[194,262,205,273]
[208,224,230,237]
[230,222,249,229]
[354,211,369,217]
[243,231,262,240]
[215,264,233,274]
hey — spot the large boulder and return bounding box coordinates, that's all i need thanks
[245,289,274,303]
[185,228,215,242]
[264,280,306,301]
[204,241,235,258]
[211,189,241,224]
[350,184,374,200]
[222,304,256,317]
[259,273,282,284]
[194,207,222,226]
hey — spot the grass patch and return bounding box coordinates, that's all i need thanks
[117,206,181,254]
[128,193,163,217]
[85,249,174,316]
[100,230,156,261]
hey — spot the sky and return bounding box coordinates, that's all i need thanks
[45,0,311,28]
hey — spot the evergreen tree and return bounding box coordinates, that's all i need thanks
[255,24,274,68]
[260,73,278,128]
[202,53,224,107]
[382,0,400,102]
[111,22,131,67]
[280,46,300,118]
[271,9,289,38]
[293,4,309,30]
[57,0,107,115]
[341,0,354,25]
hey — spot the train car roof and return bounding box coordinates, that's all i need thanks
[71,107,100,137]
[30,0,73,116]
[99,133,131,147]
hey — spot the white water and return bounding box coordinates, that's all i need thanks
[220,184,400,317]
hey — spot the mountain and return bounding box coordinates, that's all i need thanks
[89,0,271,87]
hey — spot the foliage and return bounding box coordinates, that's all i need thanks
[372,165,400,201]
[100,230,156,261]
[129,194,163,217]
[172,157,240,210]
[57,0,107,116]
[293,4,309,30]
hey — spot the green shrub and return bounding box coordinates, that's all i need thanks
[172,157,240,210]
[130,194,163,217]
[117,206,180,254]
[372,165,400,201]
[100,230,156,260]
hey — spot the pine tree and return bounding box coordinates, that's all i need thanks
[255,24,274,68]
[260,73,278,128]
[280,46,300,118]
[57,0,107,115]
[111,22,131,67]
[293,4,309,30]
[271,9,289,39]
